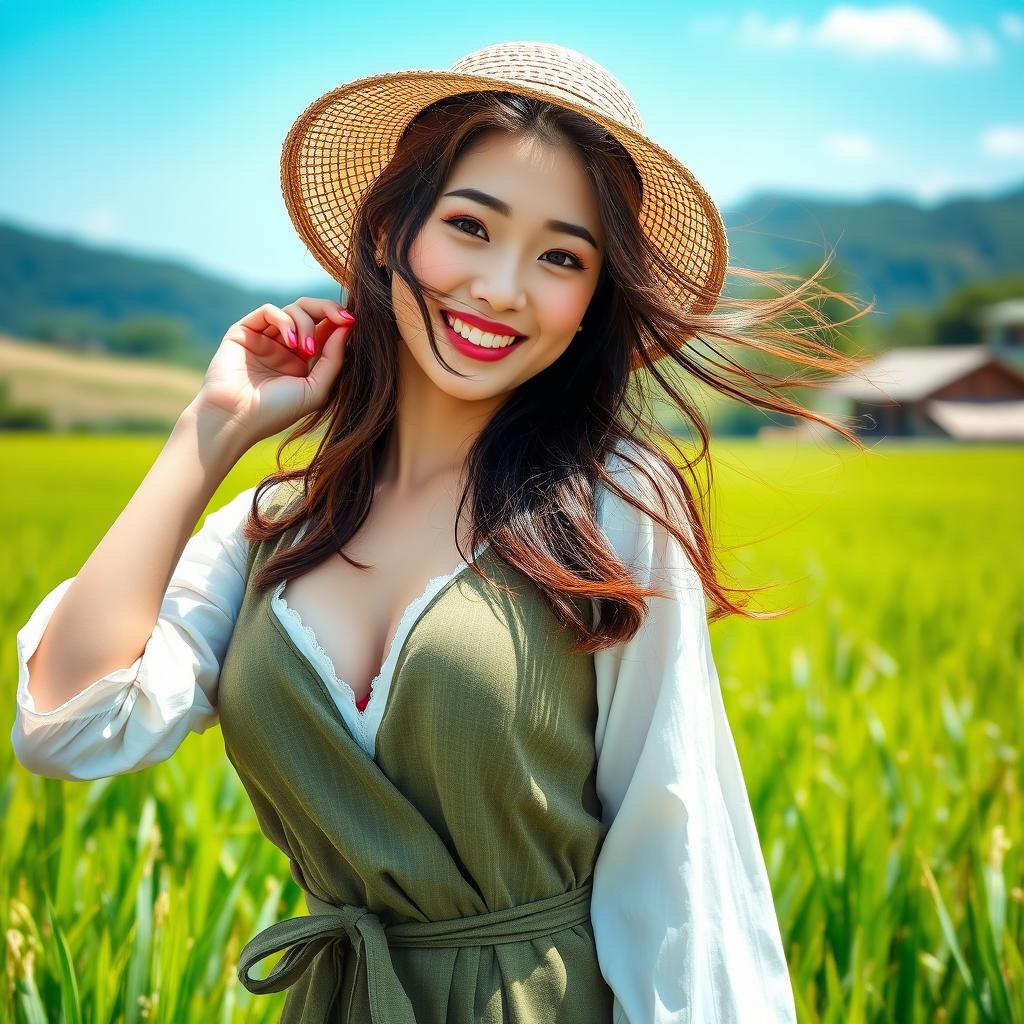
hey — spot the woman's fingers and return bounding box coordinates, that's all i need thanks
[233,298,353,363]
[296,296,352,327]
[238,304,297,347]
[281,300,316,355]
[285,297,353,356]
[306,323,353,395]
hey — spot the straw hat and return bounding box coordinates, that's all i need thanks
[279,41,729,368]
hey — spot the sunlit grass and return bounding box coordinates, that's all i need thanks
[2,433,1022,1022]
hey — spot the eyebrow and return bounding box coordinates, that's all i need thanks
[441,187,600,250]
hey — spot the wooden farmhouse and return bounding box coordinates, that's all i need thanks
[825,344,1024,440]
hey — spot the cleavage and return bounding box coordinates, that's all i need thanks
[280,479,478,704]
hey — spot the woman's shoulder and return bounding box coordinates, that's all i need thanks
[596,437,701,587]
[202,478,301,544]
[598,436,689,524]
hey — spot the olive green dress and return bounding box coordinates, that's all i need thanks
[217,489,616,1022]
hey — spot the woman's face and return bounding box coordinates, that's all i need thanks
[389,129,605,401]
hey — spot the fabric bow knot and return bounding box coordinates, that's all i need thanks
[237,880,595,1023]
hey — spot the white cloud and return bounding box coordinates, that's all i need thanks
[980,125,1024,157]
[823,131,879,160]
[738,5,999,65]
[999,12,1024,40]
[77,207,123,243]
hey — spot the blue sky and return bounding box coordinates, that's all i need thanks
[2,0,1021,291]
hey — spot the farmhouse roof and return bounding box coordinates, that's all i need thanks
[827,345,1008,402]
[925,398,1024,440]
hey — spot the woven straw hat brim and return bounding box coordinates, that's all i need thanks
[280,68,729,370]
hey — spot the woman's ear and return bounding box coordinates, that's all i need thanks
[374,225,392,263]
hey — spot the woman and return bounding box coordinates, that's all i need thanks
[13,42,872,1023]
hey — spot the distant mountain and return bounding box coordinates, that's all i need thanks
[721,181,1024,315]
[1,179,1021,369]
[0,221,338,371]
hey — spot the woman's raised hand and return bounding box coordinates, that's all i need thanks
[195,297,356,445]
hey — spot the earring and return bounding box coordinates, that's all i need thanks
[374,246,386,268]
[576,325,583,333]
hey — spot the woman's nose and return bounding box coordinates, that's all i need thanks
[469,257,526,313]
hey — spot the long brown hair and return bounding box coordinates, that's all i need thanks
[244,90,876,653]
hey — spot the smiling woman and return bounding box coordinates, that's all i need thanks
[241,53,873,1015]
[12,40,877,1024]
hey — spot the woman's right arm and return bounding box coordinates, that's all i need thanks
[26,401,249,716]
[11,403,257,780]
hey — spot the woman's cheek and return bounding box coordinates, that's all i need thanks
[409,225,463,288]
[392,234,452,334]
[538,284,591,340]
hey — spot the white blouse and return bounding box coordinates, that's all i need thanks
[10,442,797,1024]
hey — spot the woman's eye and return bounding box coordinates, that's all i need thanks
[444,216,585,271]
[447,216,487,239]
[545,251,583,270]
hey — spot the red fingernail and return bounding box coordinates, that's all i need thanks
[287,329,297,347]
[339,309,356,323]
[304,336,314,355]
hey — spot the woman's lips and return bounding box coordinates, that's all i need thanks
[440,314,527,362]
[441,306,522,336]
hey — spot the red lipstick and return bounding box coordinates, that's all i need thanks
[439,309,527,362]
[441,307,524,338]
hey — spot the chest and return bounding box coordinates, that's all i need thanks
[276,482,478,705]
[224,519,601,783]
[218,514,607,929]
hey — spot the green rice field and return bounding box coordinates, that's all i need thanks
[2,434,1022,1023]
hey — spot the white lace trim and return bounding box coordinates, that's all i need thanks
[273,586,366,705]
[270,534,490,757]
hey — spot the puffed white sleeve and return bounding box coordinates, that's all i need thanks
[589,451,797,1024]
[10,484,265,782]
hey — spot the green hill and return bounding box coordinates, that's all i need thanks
[0,178,1021,376]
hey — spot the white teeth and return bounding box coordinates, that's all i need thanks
[443,311,521,348]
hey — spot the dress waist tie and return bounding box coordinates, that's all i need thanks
[237,879,595,1023]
